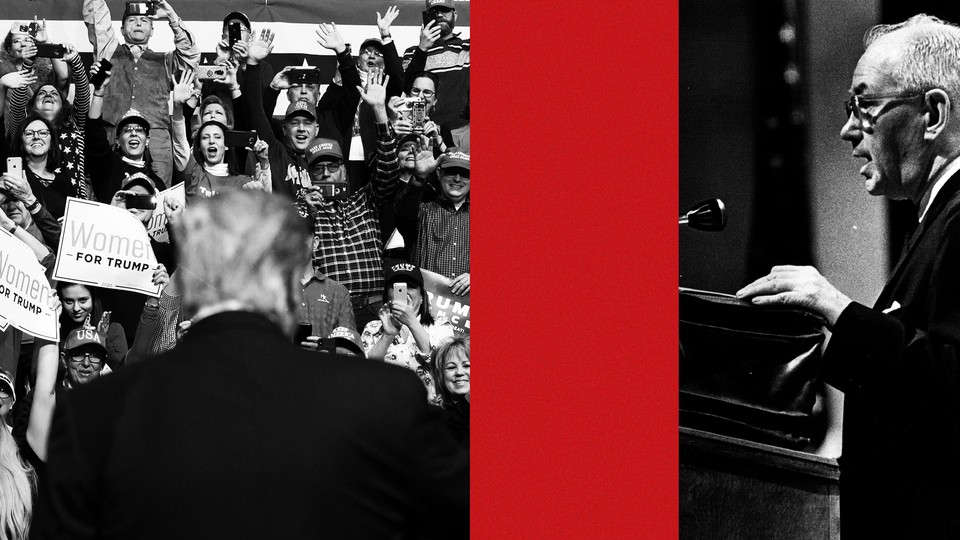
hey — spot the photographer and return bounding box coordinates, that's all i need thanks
[301,68,401,330]
[0,20,66,137]
[0,168,60,261]
[82,0,200,185]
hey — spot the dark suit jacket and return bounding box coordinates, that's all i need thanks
[32,311,469,539]
[823,171,960,538]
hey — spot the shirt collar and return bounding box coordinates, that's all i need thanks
[300,267,327,286]
[918,154,960,223]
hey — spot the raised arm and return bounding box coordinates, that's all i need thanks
[154,1,200,77]
[377,6,405,98]
[243,29,280,148]
[26,339,60,462]
[82,0,120,62]
[358,70,399,209]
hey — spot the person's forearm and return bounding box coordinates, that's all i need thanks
[369,122,400,206]
[11,225,51,261]
[26,340,59,462]
[170,17,200,74]
[32,203,62,250]
[366,332,394,360]
[69,55,91,123]
[8,86,28,140]
[172,106,189,172]
[383,41,404,98]
[243,63,279,147]
[82,0,119,61]
[408,321,432,357]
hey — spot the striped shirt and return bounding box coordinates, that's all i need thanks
[396,182,470,280]
[9,54,91,199]
[402,35,470,130]
[312,122,399,296]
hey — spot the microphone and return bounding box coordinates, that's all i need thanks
[680,199,726,231]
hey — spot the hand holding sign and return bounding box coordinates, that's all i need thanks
[451,273,470,296]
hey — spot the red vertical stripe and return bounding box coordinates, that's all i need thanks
[474,0,678,538]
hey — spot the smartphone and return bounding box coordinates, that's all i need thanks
[35,43,66,59]
[124,193,157,210]
[314,181,348,201]
[422,10,434,26]
[126,1,157,16]
[6,157,22,178]
[90,58,112,88]
[294,323,312,345]
[196,64,227,81]
[393,282,407,307]
[287,68,321,86]
[410,100,426,133]
[224,130,256,148]
[228,21,242,46]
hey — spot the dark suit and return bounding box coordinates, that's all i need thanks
[823,171,960,538]
[32,311,469,539]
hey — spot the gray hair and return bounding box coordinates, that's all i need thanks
[172,191,311,333]
[864,14,960,103]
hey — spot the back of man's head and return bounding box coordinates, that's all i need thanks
[173,191,311,333]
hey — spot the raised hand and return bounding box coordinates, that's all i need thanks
[270,66,293,91]
[163,195,183,224]
[62,42,79,62]
[357,69,389,107]
[90,60,111,90]
[247,28,275,64]
[419,20,441,51]
[2,172,37,206]
[377,5,400,38]
[413,135,438,178]
[315,23,346,54]
[172,69,196,104]
[151,1,178,22]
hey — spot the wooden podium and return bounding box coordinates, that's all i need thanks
[680,427,840,539]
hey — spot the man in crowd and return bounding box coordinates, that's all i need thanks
[301,68,400,330]
[402,0,469,132]
[737,14,960,537]
[82,0,199,185]
[397,144,470,296]
[32,190,469,538]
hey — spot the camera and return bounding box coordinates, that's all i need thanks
[287,68,321,86]
[34,43,67,59]
[126,2,157,16]
[224,131,257,148]
[228,21,242,46]
[314,182,348,201]
[196,65,227,81]
[124,193,157,210]
[409,100,427,133]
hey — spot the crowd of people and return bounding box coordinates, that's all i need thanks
[0,0,470,537]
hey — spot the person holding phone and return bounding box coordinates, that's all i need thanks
[0,20,69,137]
[7,38,90,201]
[178,120,270,199]
[8,115,74,219]
[82,0,200,186]
[361,261,454,404]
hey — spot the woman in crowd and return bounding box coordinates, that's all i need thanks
[177,119,271,199]
[361,263,454,404]
[57,281,128,371]
[0,21,64,136]
[0,424,35,540]
[431,336,470,444]
[6,43,91,201]
[9,115,73,219]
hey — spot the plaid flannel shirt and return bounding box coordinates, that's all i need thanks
[312,123,399,296]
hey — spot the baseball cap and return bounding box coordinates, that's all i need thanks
[384,261,424,287]
[397,133,420,149]
[437,148,470,171]
[121,172,157,195]
[425,0,456,10]
[223,11,251,31]
[328,327,364,356]
[305,138,343,165]
[64,328,109,354]
[116,109,151,136]
[285,100,317,121]
[9,21,32,36]
[0,368,14,404]
[359,38,384,53]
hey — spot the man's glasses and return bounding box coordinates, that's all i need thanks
[69,351,104,366]
[312,162,342,174]
[22,129,50,139]
[410,87,435,98]
[0,388,11,400]
[361,48,383,58]
[843,92,926,129]
[122,125,147,135]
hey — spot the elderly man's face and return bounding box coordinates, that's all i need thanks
[840,38,932,201]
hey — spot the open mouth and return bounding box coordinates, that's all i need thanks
[206,146,219,158]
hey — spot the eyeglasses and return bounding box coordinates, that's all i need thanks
[843,92,926,129]
[69,351,104,366]
[22,129,50,139]
[312,162,342,174]
[410,87,435,98]
[361,48,383,58]
[122,125,147,135]
[0,389,11,400]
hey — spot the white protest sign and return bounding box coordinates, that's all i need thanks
[146,183,185,243]
[53,198,162,297]
[0,229,59,341]
[422,268,470,335]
